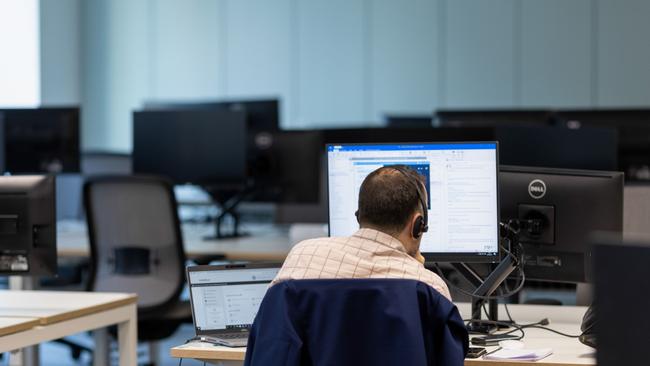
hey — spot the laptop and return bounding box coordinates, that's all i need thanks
[187,263,281,347]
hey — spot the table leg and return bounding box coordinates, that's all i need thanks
[117,304,137,366]
[93,328,110,366]
[8,276,38,366]
[8,345,39,366]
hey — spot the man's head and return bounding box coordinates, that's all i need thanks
[357,165,429,255]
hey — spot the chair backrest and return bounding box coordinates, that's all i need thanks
[623,184,650,237]
[83,175,186,314]
[245,279,468,366]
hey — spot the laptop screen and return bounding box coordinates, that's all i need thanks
[188,266,280,333]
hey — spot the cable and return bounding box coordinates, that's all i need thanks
[526,325,581,338]
[464,318,526,340]
[501,303,581,338]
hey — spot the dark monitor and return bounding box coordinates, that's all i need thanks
[327,142,500,263]
[251,131,322,203]
[322,127,495,145]
[552,109,650,180]
[0,175,57,276]
[495,125,618,171]
[499,166,623,283]
[143,98,279,131]
[436,109,552,127]
[0,107,80,174]
[385,114,433,128]
[593,242,650,366]
[132,109,247,186]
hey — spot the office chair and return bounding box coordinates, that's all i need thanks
[83,175,193,364]
[245,279,469,366]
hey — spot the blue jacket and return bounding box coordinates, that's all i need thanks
[244,279,468,366]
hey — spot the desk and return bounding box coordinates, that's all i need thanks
[0,290,138,366]
[169,303,594,366]
[56,221,307,262]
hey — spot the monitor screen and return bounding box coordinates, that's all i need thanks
[188,267,279,332]
[132,109,247,186]
[327,142,500,262]
[0,107,80,174]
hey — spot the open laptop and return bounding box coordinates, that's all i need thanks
[187,263,281,347]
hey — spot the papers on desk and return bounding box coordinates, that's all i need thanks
[484,348,553,361]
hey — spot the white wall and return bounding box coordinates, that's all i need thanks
[38,0,650,151]
[0,0,40,107]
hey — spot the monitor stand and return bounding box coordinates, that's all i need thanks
[203,185,255,240]
[452,221,522,334]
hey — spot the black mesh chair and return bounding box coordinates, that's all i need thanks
[83,175,193,363]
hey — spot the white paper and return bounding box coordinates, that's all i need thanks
[484,348,553,361]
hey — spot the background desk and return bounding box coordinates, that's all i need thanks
[56,221,319,262]
[170,303,594,366]
[0,290,138,366]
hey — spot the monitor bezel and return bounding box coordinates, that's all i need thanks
[325,141,501,264]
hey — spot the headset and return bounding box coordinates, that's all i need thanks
[356,165,429,239]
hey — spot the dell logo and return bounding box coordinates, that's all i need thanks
[528,179,546,199]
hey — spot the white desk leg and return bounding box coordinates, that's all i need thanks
[117,304,137,366]
[93,328,110,366]
[8,346,38,366]
[8,276,38,366]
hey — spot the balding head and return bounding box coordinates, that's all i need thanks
[357,165,426,235]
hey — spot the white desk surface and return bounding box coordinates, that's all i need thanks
[170,303,594,366]
[0,290,138,365]
[57,221,302,261]
[0,290,137,325]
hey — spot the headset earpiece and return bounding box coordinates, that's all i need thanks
[355,210,360,224]
[412,215,424,239]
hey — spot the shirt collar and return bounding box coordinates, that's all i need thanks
[352,228,408,253]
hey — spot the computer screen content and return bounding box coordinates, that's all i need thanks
[188,267,279,332]
[327,142,500,262]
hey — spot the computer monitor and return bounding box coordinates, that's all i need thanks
[435,109,552,127]
[327,142,500,263]
[132,109,247,186]
[0,107,80,174]
[495,125,618,171]
[143,98,279,131]
[385,115,433,128]
[499,165,623,283]
[251,131,323,203]
[592,241,650,366]
[552,109,650,180]
[0,175,57,276]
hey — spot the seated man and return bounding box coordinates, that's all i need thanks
[273,165,451,300]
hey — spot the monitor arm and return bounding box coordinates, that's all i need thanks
[203,185,257,240]
[452,220,523,334]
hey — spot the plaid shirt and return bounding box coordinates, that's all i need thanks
[272,228,452,301]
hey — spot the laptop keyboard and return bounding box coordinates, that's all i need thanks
[221,333,248,339]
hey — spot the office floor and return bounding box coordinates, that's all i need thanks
[0,324,203,366]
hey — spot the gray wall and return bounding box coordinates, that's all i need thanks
[39,0,650,152]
